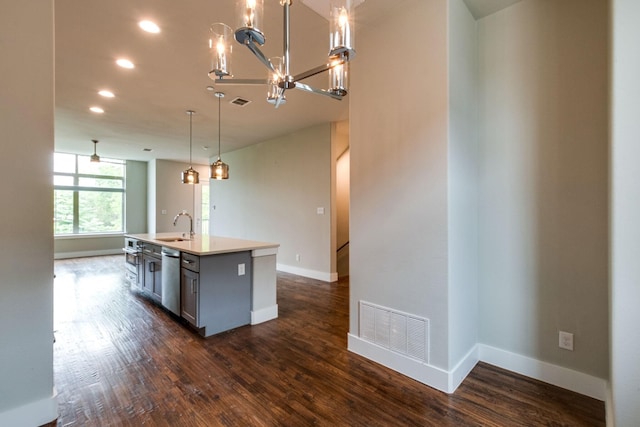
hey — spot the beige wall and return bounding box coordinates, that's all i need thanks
[148,159,209,234]
[333,120,350,278]
[0,0,57,424]
[477,0,609,378]
[211,124,334,281]
[350,0,451,369]
[448,0,479,370]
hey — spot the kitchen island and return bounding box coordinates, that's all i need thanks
[125,233,279,337]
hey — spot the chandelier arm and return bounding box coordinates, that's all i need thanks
[294,82,345,101]
[292,59,346,83]
[274,88,286,109]
[283,0,291,78]
[244,39,277,74]
[214,78,268,86]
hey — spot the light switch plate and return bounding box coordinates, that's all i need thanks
[559,331,574,351]
[238,263,245,276]
[317,207,325,215]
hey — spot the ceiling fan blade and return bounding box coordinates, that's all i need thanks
[294,82,344,101]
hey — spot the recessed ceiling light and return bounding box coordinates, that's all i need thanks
[98,90,115,98]
[89,106,104,114]
[139,20,160,33]
[116,58,135,69]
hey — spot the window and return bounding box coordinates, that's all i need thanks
[54,153,126,235]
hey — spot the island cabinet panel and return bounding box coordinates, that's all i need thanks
[142,243,162,303]
[181,264,199,327]
[181,250,252,337]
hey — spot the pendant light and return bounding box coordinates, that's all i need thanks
[90,139,100,163]
[181,110,200,184]
[210,92,229,180]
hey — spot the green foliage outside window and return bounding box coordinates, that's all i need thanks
[54,153,125,235]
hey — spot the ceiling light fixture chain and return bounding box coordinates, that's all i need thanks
[208,0,356,107]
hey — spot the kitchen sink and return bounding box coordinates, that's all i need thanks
[156,237,189,242]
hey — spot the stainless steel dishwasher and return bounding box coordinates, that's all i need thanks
[161,247,180,315]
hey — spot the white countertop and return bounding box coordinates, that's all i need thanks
[126,233,279,256]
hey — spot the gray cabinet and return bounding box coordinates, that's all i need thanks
[180,250,252,337]
[142,244,162,303]
[181,266,199,326]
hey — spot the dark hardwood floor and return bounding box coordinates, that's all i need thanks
[46,255,604,426]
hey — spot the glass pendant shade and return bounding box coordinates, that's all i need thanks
[236,0,263,32]
[182,167,200,184]
[182,110,199,184]
[329,0,355,58]
[267,57,286,105]
[328,62,349,96]
[210,92,230,180]
[209,23,233,79]
[90,139,100,163]
[210,158,229,180]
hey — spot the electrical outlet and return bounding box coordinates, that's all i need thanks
[559,331,574,351]
[295,254,300,262]
[238,263,245,276]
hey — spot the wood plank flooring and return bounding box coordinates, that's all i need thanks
[46,255,605,426]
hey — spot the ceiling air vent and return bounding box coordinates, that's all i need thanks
[230,97,251,107]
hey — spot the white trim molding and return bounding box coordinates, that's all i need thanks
[0,389,58,427]
[251,304,278,325]
[349,333,457,393]
[347,336,608,401]
[478,344,607,401]
[277,263,337,282]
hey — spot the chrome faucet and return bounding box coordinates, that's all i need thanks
[173,210,194,238]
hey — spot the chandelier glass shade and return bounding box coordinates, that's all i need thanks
[209,23,234,78]
[209,0,356,107]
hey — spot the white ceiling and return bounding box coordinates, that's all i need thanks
[54,0,521,164]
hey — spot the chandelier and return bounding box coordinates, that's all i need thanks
[208,0,355,107]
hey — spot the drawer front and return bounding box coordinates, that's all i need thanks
[181,252,200,272]
[142,243,162,257]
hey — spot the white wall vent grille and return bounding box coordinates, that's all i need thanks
[359,301,429,363]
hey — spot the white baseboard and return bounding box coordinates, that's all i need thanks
[450,345,480,392]
[347,336,607,401]
[0,389,58,427]
[277,263,337,282]
[251,304,278,325]
[605,382,614,427]
[54,248,123,259]
[348,333,453,393]
[478,344,607,401]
